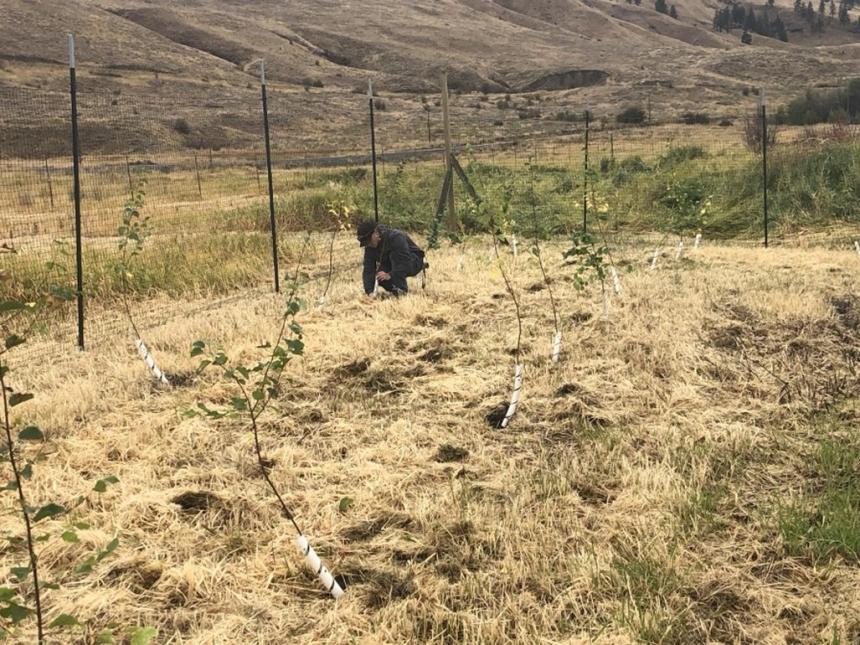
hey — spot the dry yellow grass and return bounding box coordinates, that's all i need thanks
[3,239,860,643]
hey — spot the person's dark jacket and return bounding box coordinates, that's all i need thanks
[362,226,425,294]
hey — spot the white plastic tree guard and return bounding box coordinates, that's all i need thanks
[694,233,702,249]
[134,338,169,385]
[551,331,561,363]
[610,266,622,295]
[649,248,660,271]
[675,241,684,260]
[295,535,344,599]
[500,364,523,428]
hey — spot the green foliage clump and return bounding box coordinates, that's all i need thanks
[563,232,608,291]
[658,146,708,168]
[774,78,860,125]
[655,175,711,235]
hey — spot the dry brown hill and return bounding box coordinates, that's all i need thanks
[0,0,858,153]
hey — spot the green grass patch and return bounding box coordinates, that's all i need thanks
[778,435,860,564]
[609,547,693,644]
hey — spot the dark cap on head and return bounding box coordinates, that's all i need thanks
[356,220,377,247]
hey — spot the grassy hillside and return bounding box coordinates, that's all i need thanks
[0,0,859,152]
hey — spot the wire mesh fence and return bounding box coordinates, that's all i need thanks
[1,66,859,360]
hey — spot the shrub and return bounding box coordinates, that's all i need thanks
[172,118,191,135]
[619,155,649,173]
[656,175,712,234]
[553,110,579,122]
[616,106,647,124]
[301,77,324,89]
[518,108,541,120]
[742,114,778,152]
[681,112,710,125]
[781,79,860,125]
[657,145,707,167]
[719,119,733,127]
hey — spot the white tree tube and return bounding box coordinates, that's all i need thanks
[694,233,702,249]
[551,331,561,363]
[610,266,622,295]
[457,251,465,272]
[295,535,344,599]
[674,241,684,260]
[649,248,659,271]
[316,295,327,306]
[855,240,860,256]
[500,364,523,429]
[134,338,169,385]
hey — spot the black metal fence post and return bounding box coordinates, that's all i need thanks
[583,106,590,234]
[68,34,85,350]
[761,92,769,248]
[193,153,203,199]
[369,79,380,222]
[260,61,280,293]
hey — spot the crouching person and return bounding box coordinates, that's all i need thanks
[356,220,426,297]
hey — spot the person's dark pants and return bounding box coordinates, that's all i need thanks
[379,254,424,295]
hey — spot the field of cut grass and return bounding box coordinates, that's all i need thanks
[2,239,859,643]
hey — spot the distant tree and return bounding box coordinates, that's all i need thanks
[669,4,679,18]
[794,0,803,14]
[818,0,826,14]
[655,0,668,14]
[744,8,758,31]
[732,4,746,24]
[829,0,836,19]
[774,16,789,40]
[838,0,850,23]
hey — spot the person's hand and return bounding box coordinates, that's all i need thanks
[376,271,391,282]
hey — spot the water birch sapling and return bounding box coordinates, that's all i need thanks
[115,188,168,385]
[524,156,562,363]
[319,201,354,305]
[563,231,610,318]
[483,189,525,428]
[188,251,344,598]
[0,272,126,642]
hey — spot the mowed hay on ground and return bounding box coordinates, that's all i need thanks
[3,240,860,643]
